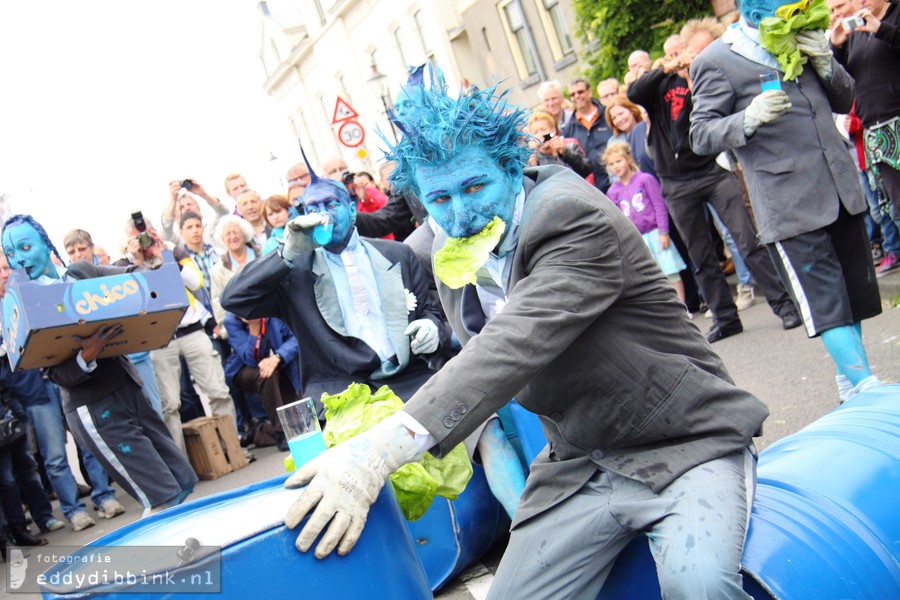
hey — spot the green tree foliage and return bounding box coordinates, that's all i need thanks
[572,0,713,85]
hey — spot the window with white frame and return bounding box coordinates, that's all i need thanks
[413,9,432,58]
[498,0,539,78]
[536,0,573,59]
[312,0,326,26]
[394,26,411,66]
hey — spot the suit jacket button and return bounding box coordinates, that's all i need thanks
[450,410,460,421]
[457,403,467,415]
[551,412,563,422]
[590,449,605,461]
[443,417,454,428]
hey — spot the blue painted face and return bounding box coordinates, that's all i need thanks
[395,85,424,121]
[301,180,357,251]
[414,146,523,238]
[740,0,783,26]
[2,223,54,280]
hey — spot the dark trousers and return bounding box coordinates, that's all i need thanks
[0,436,55,529]
[233,367,298,430]
[661,168,795,326]
[65,385,198,509]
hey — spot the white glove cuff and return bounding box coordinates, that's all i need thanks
[364,415,425,471]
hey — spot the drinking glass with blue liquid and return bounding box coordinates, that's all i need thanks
[277,398,326,468]
[312,216,334,246]
[760,72,781,92]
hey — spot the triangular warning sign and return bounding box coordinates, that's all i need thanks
[332,97,359,125]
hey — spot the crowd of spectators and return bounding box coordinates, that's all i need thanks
[1,0,896,551]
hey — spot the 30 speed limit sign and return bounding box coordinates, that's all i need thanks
[338,120,365,148]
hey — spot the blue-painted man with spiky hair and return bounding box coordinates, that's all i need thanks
[272,76,769,598]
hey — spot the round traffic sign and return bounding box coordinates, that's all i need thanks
[338,120,365,148]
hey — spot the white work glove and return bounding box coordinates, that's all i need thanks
[281,214,329,263]
[743,90,792,137]
[284,416,422,558]
[795,29,833,80]
[404,319,439,355]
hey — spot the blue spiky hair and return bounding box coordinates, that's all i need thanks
[383,67,531,200]
[2,214,66,267]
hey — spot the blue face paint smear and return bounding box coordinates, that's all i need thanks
[101,409,111,419]
[415,147,521,239]
[118,443,132,454]
[801,263,814,273]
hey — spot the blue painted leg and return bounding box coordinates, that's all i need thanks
[477,419,526,519]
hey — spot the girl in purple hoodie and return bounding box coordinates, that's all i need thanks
[604,141,687,305]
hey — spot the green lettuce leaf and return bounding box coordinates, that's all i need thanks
[433,216,506,289]
[758,0,832,81]
[320,384,474,521]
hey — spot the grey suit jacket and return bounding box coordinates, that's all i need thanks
[689,38,864,244]
[402,166,768,526]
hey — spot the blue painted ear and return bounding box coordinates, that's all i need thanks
[299,142,320,185]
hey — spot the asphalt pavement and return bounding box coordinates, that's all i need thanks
[3,272,899,599]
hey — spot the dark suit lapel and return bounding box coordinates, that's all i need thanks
[311,250,348,337]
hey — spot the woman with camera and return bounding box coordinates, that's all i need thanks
[832,0,900,225]
[525,111,592,178]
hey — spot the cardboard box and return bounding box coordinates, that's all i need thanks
[183,415,249,480]
[1,254,189,371]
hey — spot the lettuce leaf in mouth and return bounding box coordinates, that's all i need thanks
[433,216,507,289]
[320,383,474,521]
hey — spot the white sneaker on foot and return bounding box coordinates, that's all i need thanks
[69,511,96,532]
[96,498,126,519]
[735,284,756,311]
[838,374,882,404]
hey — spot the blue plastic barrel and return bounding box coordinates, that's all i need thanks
[406,464,502,591]
[40,474,431,599]
[505,400,548,470]
[742,383,900,599]
[598,384,900,599]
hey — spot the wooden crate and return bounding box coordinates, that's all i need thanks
[182,415,249,480]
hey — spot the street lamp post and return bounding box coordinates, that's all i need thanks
[366,62,398,143]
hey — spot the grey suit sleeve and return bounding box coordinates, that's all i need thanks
[220,249,292,320]
[67,261,143,279]
[403,193,627,456]
[688,57,750,157]
[817,60,855,115]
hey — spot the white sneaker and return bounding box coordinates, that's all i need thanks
[735,284,756,311]
[96,498,126,519]
[838,374,882,404]
[69,511,96,532]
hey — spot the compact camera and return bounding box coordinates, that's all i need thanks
[842,15,866,31]
[131,211,154,249]
[340,170,356,187]
[542,132,556,143]
[181,179,195,191]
